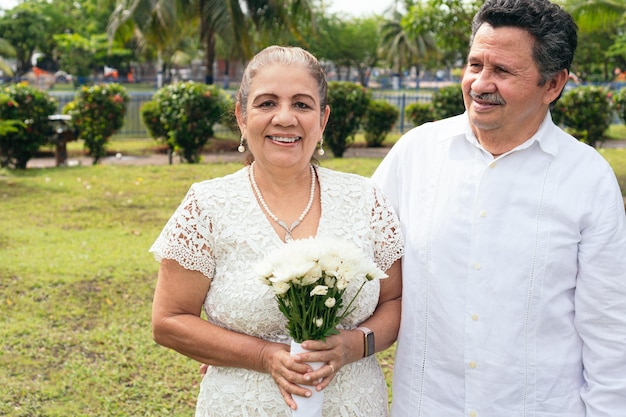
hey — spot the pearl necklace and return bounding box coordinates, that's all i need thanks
[249,162,316,242]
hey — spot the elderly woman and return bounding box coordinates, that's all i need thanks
[150,45,403,417]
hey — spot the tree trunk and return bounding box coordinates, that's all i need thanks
[201,14,216,85]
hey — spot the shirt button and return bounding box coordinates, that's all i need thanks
[473,262,481,270]
[489,162,497,169]
[469,361,477,369]
[471,313,479,321]
[470,411,478,417]
[480,210,487,217]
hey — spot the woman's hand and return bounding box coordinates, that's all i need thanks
[259,342,319,410]
[291,330,363,392]
[193,341,320,410]
[199,341,316,410]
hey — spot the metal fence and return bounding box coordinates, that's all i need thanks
[373,91,432,133]
[43,80,626,139]
[50,91,155,138]
[49,90,434,139]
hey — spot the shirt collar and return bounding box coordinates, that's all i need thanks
[461,112,559,158]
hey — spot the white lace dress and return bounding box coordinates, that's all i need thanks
[150,166,404,417]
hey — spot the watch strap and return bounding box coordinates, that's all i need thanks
[356,326,375,357]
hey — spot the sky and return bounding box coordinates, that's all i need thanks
[327,0,394,17]
[0,0,18,11]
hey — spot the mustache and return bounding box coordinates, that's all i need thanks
[469,90,505,105]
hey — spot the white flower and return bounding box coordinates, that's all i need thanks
[315,317,324,327]
[325,297,336,308]
[301,262,323,286]
[273,258,317,285]
[336,277,350,290]
[254,258,274,286]
[310,285,328,296]
[272,280,291,296]
[323,273,336,288]
[318,251,343,275]
[366,267,388,281]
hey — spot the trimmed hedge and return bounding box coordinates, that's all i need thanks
[0,83,57,169]
[325,82,371,157]
[552,85,613,148]
[65,83,129,164]
[363,99,399,147]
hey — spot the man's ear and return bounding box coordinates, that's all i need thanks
[544,69,569,105]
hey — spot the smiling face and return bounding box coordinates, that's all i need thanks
[462,23,567,154]
[236,63,330,170]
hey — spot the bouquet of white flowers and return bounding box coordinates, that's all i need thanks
[256,236,388,343]
[256,237,387,417]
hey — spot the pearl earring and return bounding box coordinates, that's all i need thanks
[238,136,246,153]
[317,138,325,156]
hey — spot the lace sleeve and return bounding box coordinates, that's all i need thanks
[371,183,404,272]
[149,185,216,279]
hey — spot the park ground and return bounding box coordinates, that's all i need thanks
[25,137,626,169]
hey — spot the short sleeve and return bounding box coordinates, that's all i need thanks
[149,185,216,279]
[370,184,404,272]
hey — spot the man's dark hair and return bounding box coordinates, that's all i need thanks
[470,0,577,85]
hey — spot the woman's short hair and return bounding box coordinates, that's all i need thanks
[236,45,328,119]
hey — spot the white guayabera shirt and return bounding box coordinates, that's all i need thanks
[372,113,626,417]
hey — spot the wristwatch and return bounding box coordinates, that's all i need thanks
[356,326,375,357]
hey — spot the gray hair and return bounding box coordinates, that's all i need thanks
[236,45,328,119]
[470,0,577,85]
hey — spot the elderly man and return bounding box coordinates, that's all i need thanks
[373,0,626,416]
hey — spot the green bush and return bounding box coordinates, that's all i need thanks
[405,101,435,127]
[363,99,399,147]
[140,99,175,163]
[140,100,168,143]
[432,84,465,119]
[0,118,22,137]
[65,83,129,164]
[551,85,613,148]
[0,83,57,169]
[615,88,626,125]
[325,81,371,157]
[153,81,229,163]
[220,96,240,135]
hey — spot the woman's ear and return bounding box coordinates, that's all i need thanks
[321,105,331,134]
[235,102,246,136]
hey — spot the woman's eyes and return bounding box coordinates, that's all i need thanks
[256,101,311,109]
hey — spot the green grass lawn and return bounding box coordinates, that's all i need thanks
[0,158,387,416]
[0,143,624,416]
[600,148,626,196]
[607,123,626,141]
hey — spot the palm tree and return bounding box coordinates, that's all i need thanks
[0,38,15,78]
[108,0,314,85]
[379,8,436,84]
[108,0,189,87]
[561,0,626,80]
[562,0,626,31]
